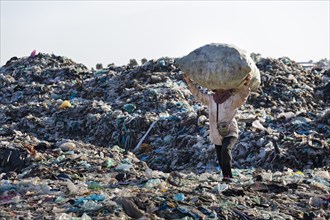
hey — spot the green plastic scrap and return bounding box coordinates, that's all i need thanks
[87,182,103,190]
[122,103,136,113]
[106,158,117,168]
[55,196,65,203]
[55,155,65,163]
[94,69,108,75]
[112,145,125,153]
[218,200,235,210]
[121,158,131,164]
[252,196,261,205]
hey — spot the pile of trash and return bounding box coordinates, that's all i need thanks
[0,53,329,219]
[233,57,330,171]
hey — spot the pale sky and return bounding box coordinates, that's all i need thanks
[1,1,329,69]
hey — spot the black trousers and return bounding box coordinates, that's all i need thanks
[215,136,238,178]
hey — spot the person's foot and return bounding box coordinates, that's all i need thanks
[222,175,232,183]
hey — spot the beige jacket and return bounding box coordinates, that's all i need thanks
[185,80,250,145]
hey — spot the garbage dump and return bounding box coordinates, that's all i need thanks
[0,52,329,219]
[176,43,261,91]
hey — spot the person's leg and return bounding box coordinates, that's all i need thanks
[214,144,223,171]
[221,136,238,178]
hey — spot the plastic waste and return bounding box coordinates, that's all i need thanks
[115,163,132,172]
[0,52,329,220]
[106,158,117,168]
[145,178,162,188]
[122,103,136,113]
[81,200,103,211]
[87,182,103,190]
[59,100,72,110]
[261,172,273,182]
[66,180,78,194]
[212,183,229,194]
[252,120,266,131]
[30,50,37,57]
[277,112,296,120]
[75,194,105,205]
[173,193,186,201]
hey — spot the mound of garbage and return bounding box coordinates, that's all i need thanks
[0,52,329,219]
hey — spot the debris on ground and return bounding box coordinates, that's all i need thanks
[0,53,329,219]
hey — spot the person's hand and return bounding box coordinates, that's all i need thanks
[244,74,251,86]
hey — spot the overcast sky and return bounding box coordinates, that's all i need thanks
[1,1,329,69]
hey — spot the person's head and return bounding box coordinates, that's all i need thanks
[212,89,231,104]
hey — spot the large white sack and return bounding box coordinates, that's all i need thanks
[176,43,261,91]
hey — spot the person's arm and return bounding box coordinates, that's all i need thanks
[231,74,251,109]
[183,74,210,106]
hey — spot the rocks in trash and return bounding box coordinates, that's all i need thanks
[176,43,261,91]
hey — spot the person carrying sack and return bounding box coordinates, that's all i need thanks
[183,73,251,182]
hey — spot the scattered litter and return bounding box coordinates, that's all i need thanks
[0,53,329,219]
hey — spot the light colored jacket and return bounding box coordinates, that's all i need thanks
[185,80,250,145]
